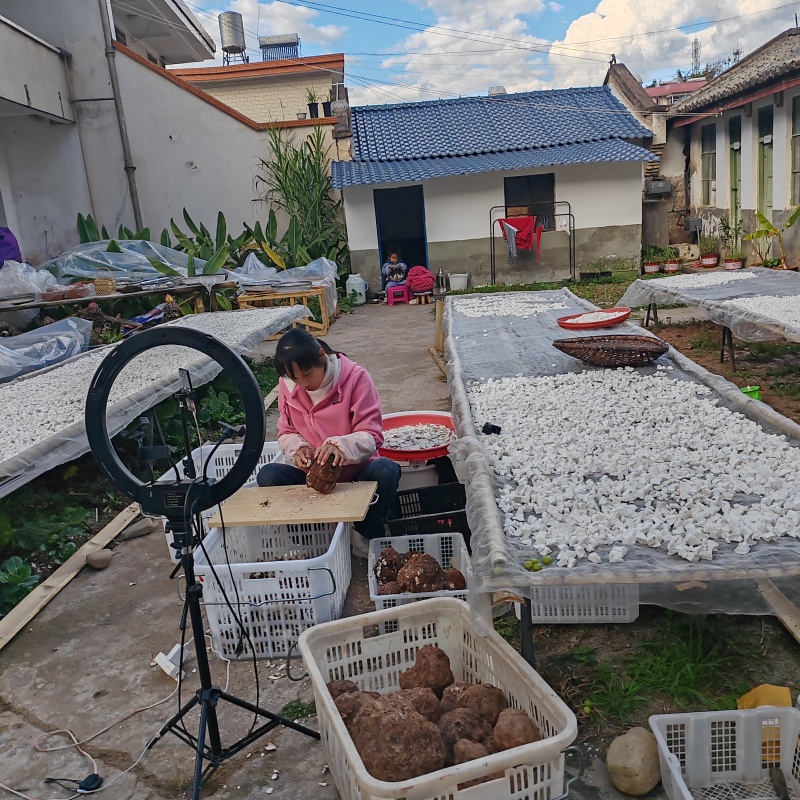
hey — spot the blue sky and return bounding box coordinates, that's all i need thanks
[182,1,799,104]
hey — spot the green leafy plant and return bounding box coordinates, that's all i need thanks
[256,125,349,273]
[699,235,719,256]
[643,246,663,263]
[305,87,320,104]
[197,387,242,432]
[76,213,150,243]
[719,215,743,259]
[39,533,79,566]
[744,207,800,268]
[662,246,678,261]
[0,556,39,616]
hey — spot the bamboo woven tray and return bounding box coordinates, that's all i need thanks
[553,334,669,367]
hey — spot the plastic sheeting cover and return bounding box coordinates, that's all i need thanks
[0,318,92,383]
[0,306,308,498]
[618,267,800,342]
[445,289,800,614]
[45,240,204,282]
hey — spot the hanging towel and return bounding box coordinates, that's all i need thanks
[500,217,535,251]
[500,220,519,263]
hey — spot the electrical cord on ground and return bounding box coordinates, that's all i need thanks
[0,684,179,800]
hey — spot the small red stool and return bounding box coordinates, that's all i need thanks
[386,284,410,305]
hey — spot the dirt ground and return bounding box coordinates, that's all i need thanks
[3,300,800,800]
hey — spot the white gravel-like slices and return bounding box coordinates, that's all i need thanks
[383,423,457,450]
[567,310,627,324]
[720,295,800,329]
[650,271,756,289]
[469,367,800,567]
[0,309,293,463]
[452,294,568,318]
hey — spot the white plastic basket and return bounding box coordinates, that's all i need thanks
[298,597,578,800]
[157,442,281,563]
[650,707,800,800]
[516,584,639,624]
[194,521,350,659]
[367,532,473,618]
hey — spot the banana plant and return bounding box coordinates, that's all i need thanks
[148,242,230,277]
[744,207,800,268]
[77,213,150,243]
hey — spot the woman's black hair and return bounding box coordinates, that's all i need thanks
[274,327,338,379]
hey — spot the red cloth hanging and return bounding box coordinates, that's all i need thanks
[499,217,534,251]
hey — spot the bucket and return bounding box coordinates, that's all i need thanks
[448,273,468,291]
[345,273,367,305]
[741,385,762,401]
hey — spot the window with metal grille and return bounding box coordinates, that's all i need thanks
[701,123,717,206]
[504,174,555,230]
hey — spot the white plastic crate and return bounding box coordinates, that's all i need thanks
[650,707,800,800]
[367,532,473,617]
[157,442,281,563]
[298,597,578,800]
[194,520,350,659]
[515,583,639,624]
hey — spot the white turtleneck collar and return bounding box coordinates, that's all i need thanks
[283,354,340,406]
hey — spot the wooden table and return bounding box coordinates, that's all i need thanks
[208,481,377,527]
[238,286,330,336]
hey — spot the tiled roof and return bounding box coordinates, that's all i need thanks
[173,53,345,83]
[334,86,653,187]
[332,139,657,188]
[671,29,800,115]
[646,80,707,99]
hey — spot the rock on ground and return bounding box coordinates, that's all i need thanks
[606,727,661,796]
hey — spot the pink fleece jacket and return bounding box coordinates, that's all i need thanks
[277,355,384,481]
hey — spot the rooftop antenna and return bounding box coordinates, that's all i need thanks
[691,37,701,75]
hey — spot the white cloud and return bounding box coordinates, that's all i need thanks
[194,0,346,63]
[548,0,792,89]
[548,2,563,12]
[347,0,556,105]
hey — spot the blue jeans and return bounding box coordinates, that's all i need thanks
[256,457,401,540]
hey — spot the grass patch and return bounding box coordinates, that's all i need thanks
[744,341,800,363]
[494,612,521,649]
[280,700,316,720]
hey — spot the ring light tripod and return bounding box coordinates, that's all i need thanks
[85,327,319,799]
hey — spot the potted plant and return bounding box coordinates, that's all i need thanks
[662,246,680,273]
[642,246,663,274]
[296,111,307,120]
[744,208,800,269]
[306,88,320,119]
[322,89,333,117]
[719,216,745,269]
[699,235,719,267]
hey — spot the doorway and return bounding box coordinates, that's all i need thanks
[373,186,428,279]
[729,116,741,225]
[758,106,774,220]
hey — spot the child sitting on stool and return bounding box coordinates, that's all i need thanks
[382,251,408,289]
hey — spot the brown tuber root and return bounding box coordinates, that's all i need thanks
[442,567,467,591]
[493,708,542,751]
[327,679,359,700]
[453,739,490,765]
[374,546,404,584]
[392,688,442,722]
[351,698,446,782]
[378,580,402,596]
[306,454,341,494]
[397,553,443,593]
[453,684,509,726]
[438,709,494,765]
[334,690,380,729]
[398,645,454,698]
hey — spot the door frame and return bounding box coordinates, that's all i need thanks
[373,184,430,270]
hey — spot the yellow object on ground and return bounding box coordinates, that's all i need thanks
[738,684,792,710]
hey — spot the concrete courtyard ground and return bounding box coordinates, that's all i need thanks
[0,301,655,800]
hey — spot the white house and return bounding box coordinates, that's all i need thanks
[332,87,656,290]
[662,28,800,261]
[0,0,285,264]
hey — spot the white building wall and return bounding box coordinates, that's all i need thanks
[114,52,267,237]
[343,161,643,251]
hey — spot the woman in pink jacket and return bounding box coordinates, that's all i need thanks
[256,328,401,552]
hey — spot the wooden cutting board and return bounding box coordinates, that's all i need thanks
[207,481,378,527]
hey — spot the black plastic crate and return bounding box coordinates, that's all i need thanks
[394,482,465,518]
[388,483,471,545]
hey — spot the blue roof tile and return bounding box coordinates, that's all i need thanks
[333,86,654,187]
[333,139,657,189]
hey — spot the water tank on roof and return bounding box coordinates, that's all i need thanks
[219,12,248,65]
[488,86,507,96]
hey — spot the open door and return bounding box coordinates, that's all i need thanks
[373,186,428,278]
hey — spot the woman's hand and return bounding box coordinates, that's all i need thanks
[315,442,343,466]
[294,445,314,469]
